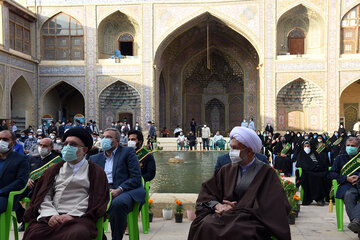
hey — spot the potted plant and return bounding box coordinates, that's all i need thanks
[162,205,173,220]
[186,204,196,221]
[175,200,183,223]
[148,199,154,222]
[288,210,296,225]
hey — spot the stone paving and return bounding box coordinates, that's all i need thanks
[11,202,360,240]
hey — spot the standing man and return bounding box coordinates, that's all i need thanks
[134,122,142,132]
[147,121,156,151]
[353,119,360,135]
[190,118,197,136]
[201,124,211,151]
[128,130,156,182]
[248,118,255,130]
[265,123,274,135]
[0,130,29,214]
[328,137,360,236]
[90,128,145,240]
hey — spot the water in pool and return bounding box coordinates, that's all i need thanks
[151,151,226,193]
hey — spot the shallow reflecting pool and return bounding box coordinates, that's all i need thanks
[151,151,226,193]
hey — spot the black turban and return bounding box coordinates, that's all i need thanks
[62,127,93,152]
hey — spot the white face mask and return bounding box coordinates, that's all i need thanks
[38,146,49,157]
[127,140,137,149]
[229,149,245,164]
[304,147,311,154]
[317,139,322,143]
[50,135,55,139]
[37,139,41,144]
[204,125,207,128]
[0,140,10,153]
[56,139,61,144]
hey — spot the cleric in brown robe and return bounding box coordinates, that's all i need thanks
[23,127,110,240]
[188,126,291,240]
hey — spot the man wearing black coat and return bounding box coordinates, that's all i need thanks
[0,130,29,214]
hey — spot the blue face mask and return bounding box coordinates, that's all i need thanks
[346,146,358,156]
[335,133,338,137]
[304,136,309,140]
[61,145,79,162]
[101,138,113,151]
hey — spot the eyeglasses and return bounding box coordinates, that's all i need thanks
[63,142,84,148]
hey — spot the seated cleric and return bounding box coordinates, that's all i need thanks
[23,127,110,240]
[188,126,291,240]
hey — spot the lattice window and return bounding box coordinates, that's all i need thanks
[118,33,134,56]
[341,5,360,54]
[9,12,31,55]
[41,13,84,60]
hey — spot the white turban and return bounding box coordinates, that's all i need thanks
[229,126,262,153]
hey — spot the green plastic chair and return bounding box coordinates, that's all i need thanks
[92,193,112,240]
[332,179,344,231]
[297,168,304,201]
[141,180,150,234]
[0,185,27,240]
[127,202,140,240]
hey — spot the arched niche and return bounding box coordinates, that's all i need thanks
[11,76,34,129]
[276,78,323,131]
[276,4,325,55]
[42,81,84,122]
[98,11,139,59]
[341,4,360,54]
[205,98,225,133]
[99,81,141,129]
[340,80,360,129]
[155,13,258,133]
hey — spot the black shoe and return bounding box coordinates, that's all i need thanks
[316,200,325,206]
[348,219,360,233]
[18,223,25,232]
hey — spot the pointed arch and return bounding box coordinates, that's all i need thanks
[98,11,139,59]
[41,12,84,60]
[41,81,84,122]
[11,76,34,129]
[99,80,141,129]
[154,11,261,65]
[276,4,325,55]
[341,4,360,54]
[340,80,360,129]
[276,78,324,131]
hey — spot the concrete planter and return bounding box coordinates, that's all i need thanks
[162,209,173,220]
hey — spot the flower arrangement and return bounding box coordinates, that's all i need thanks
[148,199,153,213]
[175,200,183,215]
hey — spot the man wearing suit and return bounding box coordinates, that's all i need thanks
[0,130,29,214]
[90,128,145,240]
[215,152,269,172]
[328,137,360,235]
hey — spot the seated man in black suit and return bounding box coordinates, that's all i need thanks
[17,138,62,230]
[127,130,156,182]
[0,130,29,214]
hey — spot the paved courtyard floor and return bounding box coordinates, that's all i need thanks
[11,202,359,240]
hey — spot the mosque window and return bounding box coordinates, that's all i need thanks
[287,28,305,55]
[41,13,84,60]
[118,33,134,56]
[9,11,31,55]
[341,5,360,54]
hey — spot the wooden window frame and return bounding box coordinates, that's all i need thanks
[41,13,84,60]
[341,5,360,54]
[9,11,31,55]
[287,28,305,55]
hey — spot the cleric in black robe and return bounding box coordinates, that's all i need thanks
[188,126,290,240]
[296,141,329,206]
[273,136,293,177]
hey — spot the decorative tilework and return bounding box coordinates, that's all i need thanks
[40,66,85,75]
[39,76,85,97]
[97,65,141,74]
[276,72,325,94]
[85,6,97,122]
[96,76,142,97]
[340,71,360,93]
[264,1,275,126]
[340,61,360,70]
[143,4,152,124]
[0,53,35,72]
[276,62,325,71]
[327,1,339,131]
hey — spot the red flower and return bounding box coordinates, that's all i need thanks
[286,180,290,183]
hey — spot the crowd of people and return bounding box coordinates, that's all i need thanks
[0,118,156,240]
[2,115,360,239]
